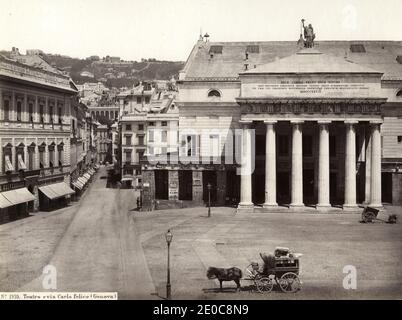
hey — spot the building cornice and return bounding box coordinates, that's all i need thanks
[175,101,238,107]
[236,97,387,104]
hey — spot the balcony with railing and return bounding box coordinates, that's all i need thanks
[0,119,70,131]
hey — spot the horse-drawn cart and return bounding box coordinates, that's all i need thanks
[244,247,302,293]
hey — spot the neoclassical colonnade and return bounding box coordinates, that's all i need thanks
[237,119,383,211]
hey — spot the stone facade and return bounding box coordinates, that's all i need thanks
[0,53,77,216]
[140,40,402,211]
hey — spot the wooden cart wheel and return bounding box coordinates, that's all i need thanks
[255,276,273,293]
[278,272,301,293]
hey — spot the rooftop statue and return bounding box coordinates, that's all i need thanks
[300,19,316,48]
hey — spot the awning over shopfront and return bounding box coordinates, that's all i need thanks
[78,176,88,185]
[39,182,75,200]
[88,168,95,175]
[121,176,134,182]
[51,182,75,196]
[0,188,35,206]
[72,180,84,190]
[83,173,91,180]
[0,193,13,209]
[39,185,59,199]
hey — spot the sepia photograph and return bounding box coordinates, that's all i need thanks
[0,0,401,307]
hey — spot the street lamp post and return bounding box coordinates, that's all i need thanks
[207,183,211,217]
[165,229,173,300]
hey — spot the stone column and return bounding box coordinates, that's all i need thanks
[364,124,372,204]
[263,120,277,207]
[290,120,304,208]
[192,170,203,204]
[369,121,382,207]
[168,170,179,201]
[238,121,254,211]
[317,121,331,209]
[343,120,358,209]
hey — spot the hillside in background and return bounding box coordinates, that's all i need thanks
[41,53,184,88]
[0,49,184,89]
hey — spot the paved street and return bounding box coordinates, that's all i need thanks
[0,167,155,299]
[1,168,401,299]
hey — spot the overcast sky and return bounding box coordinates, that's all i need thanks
[1,0,401,61]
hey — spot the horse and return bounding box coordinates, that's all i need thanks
[206,267,242,291]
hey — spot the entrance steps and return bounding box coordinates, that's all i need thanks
[250,205,364,214]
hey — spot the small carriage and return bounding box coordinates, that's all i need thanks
[244,247,302,293]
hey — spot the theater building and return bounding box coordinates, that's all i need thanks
[0,52,76,221]
[141,37,402,211]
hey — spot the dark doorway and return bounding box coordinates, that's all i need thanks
[203,171,217,204]
[277,171,290,205]
[155,170,168,200]
[179,170,192,200]
[226,170,240,205]
[330,172,338,205]
[252,172,265,205]
[303,169,314,205]
[356,162,366,203]
[382,172,392,204]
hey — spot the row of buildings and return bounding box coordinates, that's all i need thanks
[0,49,109,223]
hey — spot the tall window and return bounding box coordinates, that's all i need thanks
[136,97,141,104]
[28,102,34,123]
[39,144,45,168]
[3,99,10,121]
[138,124,144,131]
[58,106,62,124]
[125,135,132,145]
[210,134,220,158]
[183,135,199,156]
[16,144,26,170]
[49,105,54,123]
[161,130,167,143]
[125,149,132,163]
[148,130,154,142]
[138,135,144,146]
[145,96,150,104]
[3,144,14,172]
[138,150,144,161]
[28,144,35,170]
[17,101,22,122]
[48,144,55,167]
[72,119,76,136]
[39,104,44,123]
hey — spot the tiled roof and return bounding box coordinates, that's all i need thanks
[182,41,402,81]
[242,48,380,74]
[0,54,76,93]
[17,55,62,74]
